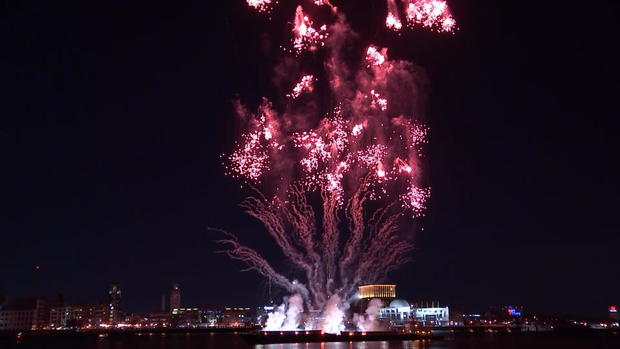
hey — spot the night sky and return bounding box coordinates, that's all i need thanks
[1,0,618,317]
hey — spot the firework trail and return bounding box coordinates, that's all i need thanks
[217,0,456,332]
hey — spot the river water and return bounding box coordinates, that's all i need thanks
[5,333,620,349]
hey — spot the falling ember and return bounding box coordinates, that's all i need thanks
[385,0,403,31]
[246,0,273,13]
[292,6,329,54]
[405,0,457,33]
[287,75,315,99]
[366,46,387,66]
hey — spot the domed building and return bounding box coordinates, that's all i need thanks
[379,299,411,322]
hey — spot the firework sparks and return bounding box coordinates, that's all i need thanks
[218,0,452,332]
[385,0,403,31]
[366,46,387,66]
[405,0,457,33]
[287,75,315,99]
[400,184,431,217]
[370,90,388,111]
[292,6,329,54]
[246,0,273,13]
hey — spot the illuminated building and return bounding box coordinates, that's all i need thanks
[379,299,412,323]
[199,306,224,326]
[170,283,181,312]
[358,284,396,299]
[171,307,200,327]
[412,306,450,326]
[0,298,50,330]
[49,305,87,328]
[222,307,253,327]
[610,305,619,321]
[378,299,451,327]
[107,282,122,325]
[502,305,523,317]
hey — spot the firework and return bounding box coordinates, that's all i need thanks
[366,46,387,67]
[218,0,455,333]
[287,75,315,99]
[385,0,403,31]
[405,0,457,33]
[291,6,329,54]
[246,0,273,13]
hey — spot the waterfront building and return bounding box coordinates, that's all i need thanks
[378,299,412,323]
[107,282,122,325]
[412,306,450,326]
[49,305,88,328]
[222,307,253,327]
[0,298,50,331]
[170,283,181,312]
[358,284,396,299]
[377,299,451,327]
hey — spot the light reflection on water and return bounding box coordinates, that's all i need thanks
[256,340,434,349]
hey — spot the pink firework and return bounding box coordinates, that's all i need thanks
[405,0,457,33]
[287,75,315,99]
[291,6,328,54]
[217,0,455,329]
[366,46,387,67]
[246,0,273,13]
[385,0,403,31]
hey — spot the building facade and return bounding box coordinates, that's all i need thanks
[170,283,181,312]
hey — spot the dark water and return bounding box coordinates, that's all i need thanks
[4,333,620,349]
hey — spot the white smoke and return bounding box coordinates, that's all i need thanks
[264,303,286,330]
[320,294,347,334]
[354,298,384,331]
[264,293,304,331]
[282,293,304,330]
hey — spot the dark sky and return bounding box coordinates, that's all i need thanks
[1,0,618,317]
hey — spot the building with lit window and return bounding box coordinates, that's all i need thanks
[0,298,50,331]
[379,299,412,323]
[358,284,397,299]
[170,283,181,312]
[106,282,122,325]
[377,299,451,327]
[412,306,450,326]
[49,305,89,328]
[222,307,253,327]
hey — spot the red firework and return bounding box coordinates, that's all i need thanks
[217,0,455,319]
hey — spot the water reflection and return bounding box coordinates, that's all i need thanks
[256,339,432,349]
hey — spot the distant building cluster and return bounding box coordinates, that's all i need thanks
[0,282,254,331]
[1,282,617,332]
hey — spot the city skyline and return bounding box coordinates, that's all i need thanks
[2,0,619,318]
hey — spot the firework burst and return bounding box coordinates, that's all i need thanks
[218,0,456,333]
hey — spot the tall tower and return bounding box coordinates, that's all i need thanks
[108,282,122,325]
[169,283,181,313]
